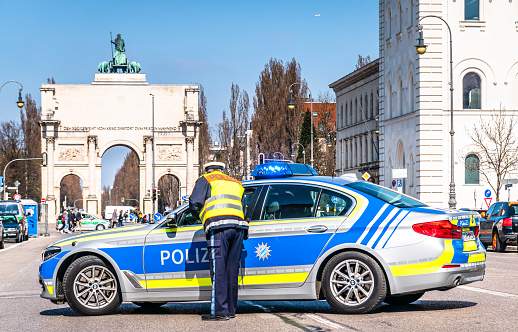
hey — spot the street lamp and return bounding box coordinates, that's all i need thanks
[0,81,25,109]
[273,152,284,161]
[150,94,156,215]
[287,82,314,168]
[416,16,456,209]
[291,142,306,164]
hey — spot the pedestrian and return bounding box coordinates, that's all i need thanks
[111,209,118,228]
[62,210,71,234]
[189,162,247,321]
[138,211,143,223]
[74,209,82,232]
[70,209,77,233]
[118,210,124,227]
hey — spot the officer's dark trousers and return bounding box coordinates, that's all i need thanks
[207,227,244,317]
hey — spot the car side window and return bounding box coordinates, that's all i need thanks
[492,204,503,217]
[510,206,518,216]
[260,184,320,220]
[486,205,495,217]
[176,209,201,227]
[316,190,354,217]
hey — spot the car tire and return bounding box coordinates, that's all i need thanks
[132,302,167,308]
[322,252,387,314]
[63,255,121,316]
[384,292,424,305]
[0,234,4,249]
[492,232,506,252]
[15,232,21,243]
[96,224,105,231]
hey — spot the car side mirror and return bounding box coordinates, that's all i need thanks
[165,213,177,228]
[27,211,33,217]
[481,212,486,218]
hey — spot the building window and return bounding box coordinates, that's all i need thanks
[398,79,403,116]
[463,72,481,109]
[409,74,414,112]
[465,0,480,21]
[409,153,414,187]
[465,154,480,184]
[365,94,369,119]
[340,104,343,129]
[387,9,392,38]
[344,103,348,127]
[370,92,374,118]
[398,3,403,34]
[409,0,413,27]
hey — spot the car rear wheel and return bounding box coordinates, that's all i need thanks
[0,233,4,249]
[384,292,424,305]
[96,224,105,231]
[322,252,387,314]
[132,302,167,308]
[15,232,21,243]
[492,232,506,252]
[63,255,121,315]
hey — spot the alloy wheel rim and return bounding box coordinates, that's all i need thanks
[493,234,497,249]
[73,265,117,309]
[330,259,374,306]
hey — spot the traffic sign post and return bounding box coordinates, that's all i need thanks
[153,213,162,222]
[13,193,21,200]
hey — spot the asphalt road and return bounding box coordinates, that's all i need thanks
[1,230,517,332]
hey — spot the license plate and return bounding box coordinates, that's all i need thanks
[463,231,476,241]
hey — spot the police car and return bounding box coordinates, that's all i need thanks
[39,162,486,316]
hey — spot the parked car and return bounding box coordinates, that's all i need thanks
[0,201,28,241]
[56,212,111,231]
[480,202,518,251]
[0,213,24,243]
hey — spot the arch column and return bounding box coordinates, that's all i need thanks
[86,136,98,215]
[45,137,57,222]
[185,137,195,195]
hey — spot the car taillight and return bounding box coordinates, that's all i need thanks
[412,220,462,239]
[502,218,513,227]
[474,226,480,237]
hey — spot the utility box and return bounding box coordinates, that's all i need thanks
[20,199,38,236]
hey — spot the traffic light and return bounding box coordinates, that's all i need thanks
[42,152,47,167]
[259,153,265,165]
[152,189,157,201]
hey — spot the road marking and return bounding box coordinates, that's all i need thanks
[0,238,35,253]
[306,314,345,329]
[459,285,518,299]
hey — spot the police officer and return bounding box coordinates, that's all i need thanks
[189,162,248,321]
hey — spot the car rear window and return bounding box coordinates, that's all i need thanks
[1,216,18,223]
[0,204,19,214]
[345,182,427,208]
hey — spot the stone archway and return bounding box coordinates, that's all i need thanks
[40,73,200,221]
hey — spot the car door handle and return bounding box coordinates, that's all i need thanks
[306,225,328,233]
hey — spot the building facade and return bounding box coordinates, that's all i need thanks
[330,60,380,183]
[40,73,200,221]
[379,0,518,208]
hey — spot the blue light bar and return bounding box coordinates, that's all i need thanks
[251,162,318,179]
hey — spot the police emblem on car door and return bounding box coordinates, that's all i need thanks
[143,208,211,299]
[242,183,354,289]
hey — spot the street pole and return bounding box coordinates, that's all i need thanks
[417,16,456,209]
[3,158,42,200]
[288,82,313,168]
[151,94,156,216]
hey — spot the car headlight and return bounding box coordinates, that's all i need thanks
[42,246,61,262]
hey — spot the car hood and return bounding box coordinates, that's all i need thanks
[48,224,154,248]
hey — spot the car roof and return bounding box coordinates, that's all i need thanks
[243,175,358,187]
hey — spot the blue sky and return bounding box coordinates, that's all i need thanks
[0,0,379,187]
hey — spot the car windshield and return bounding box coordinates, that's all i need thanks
[1,216,18,224]
[345,182,427,208]
[0,204,19,214]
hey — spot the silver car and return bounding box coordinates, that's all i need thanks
[39,163,485,316]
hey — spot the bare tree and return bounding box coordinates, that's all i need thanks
[198,84,212,175]
[251,58,306,164]
[20,93,42,200]
[313,90,336,175]
[466,107,518,201]
[355,54,372,70]
[218,83,249,180]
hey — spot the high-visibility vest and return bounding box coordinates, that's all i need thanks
[200,171,244,226]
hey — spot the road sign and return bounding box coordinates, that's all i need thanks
[362,172,371,181]
[0,176,3,186]
[397,179,403,187]
[14,181,20,187]
[392,169,407,179]
[484,189,491,198]
[153,213,162,221]
[41,198,46,203]
[391,180,397,188]
[121,197,124,203]
[484,197,492,209]
[13,193,21,200]
[129,213,135,219]
[331,196,339,204]
[181,195,187,201]
[7,187,17,190]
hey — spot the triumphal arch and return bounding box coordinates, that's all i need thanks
[40,36,200,221]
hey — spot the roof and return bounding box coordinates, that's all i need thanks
[329,59,380,92]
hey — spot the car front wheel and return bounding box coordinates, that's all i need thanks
[63,255,121,315]
[493,232,507,252]
[96,224,105,230]
[322,252,387,314]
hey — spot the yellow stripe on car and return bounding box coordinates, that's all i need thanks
[47,286,53,295]
[52,225,146,245]
[463,241,478,251]
[390,240,454,277]
[242,272,308,285]
[54,229,150,247]
[468,252,486,263]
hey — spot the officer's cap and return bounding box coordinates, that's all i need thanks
[204,161,225,171]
